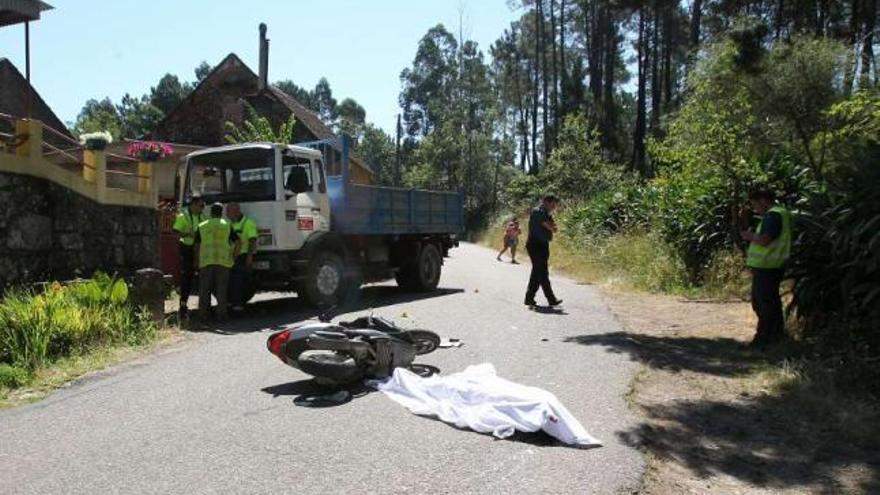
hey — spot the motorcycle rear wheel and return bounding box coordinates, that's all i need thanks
[297,351,364,384]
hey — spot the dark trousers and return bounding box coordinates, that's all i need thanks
[179,244,195,307]
[199,265,229,321]
[229,254,251,307]
[751,268,785,344]
[526,241,556,303]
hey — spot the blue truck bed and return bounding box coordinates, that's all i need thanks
[301,137,464,236]
[327,177,463,234]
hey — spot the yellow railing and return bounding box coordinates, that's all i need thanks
[0,115,157,208]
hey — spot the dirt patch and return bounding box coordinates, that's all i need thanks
[592,290,880,494]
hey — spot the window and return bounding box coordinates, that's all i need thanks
[282,154,313,194]
[187,147,275,202]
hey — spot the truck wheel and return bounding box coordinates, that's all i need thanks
[414,244,442,291]
[303,251,345,308]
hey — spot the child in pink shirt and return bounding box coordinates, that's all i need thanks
[496,217,521,263]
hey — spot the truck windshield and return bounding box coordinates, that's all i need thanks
[187,147,275,202]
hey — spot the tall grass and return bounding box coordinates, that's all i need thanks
[0,274,156,389]
[481,211,749,299]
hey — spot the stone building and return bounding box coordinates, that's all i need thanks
[155,46,374,184]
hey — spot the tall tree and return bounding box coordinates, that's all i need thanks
[313,77,338,124]
[194,61,212,82]
[150,74,189,114]
[399,25,459,137]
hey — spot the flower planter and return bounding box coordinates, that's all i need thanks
[84,138,108,151]
[139,150,161,162]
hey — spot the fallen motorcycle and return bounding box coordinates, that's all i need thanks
[267,314,441,385]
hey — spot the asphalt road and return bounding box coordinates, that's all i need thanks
[0,243,645,494]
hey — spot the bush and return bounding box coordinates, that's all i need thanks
[0,273,156,373]
[0,363,31,389]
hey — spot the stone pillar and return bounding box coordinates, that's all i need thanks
[129,268,168,328]
[138,161,152,193]
[14,119,42,158]
[83,150,107,201]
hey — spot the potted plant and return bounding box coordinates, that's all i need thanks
[128,141,173,161]
[79,131,113,151]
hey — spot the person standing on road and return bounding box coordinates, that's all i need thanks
[195,203,240,324]
[740,188,792,348]
[172,194,205,320]
[226,202,258,313]
[497,217,521,263]
[524,194,562,307]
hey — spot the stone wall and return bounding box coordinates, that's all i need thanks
[0,171,159,289]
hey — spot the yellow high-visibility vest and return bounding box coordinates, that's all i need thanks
[197,218,234,269]
[747,206,792,269]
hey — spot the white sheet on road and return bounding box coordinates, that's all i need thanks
[369,363,602,447]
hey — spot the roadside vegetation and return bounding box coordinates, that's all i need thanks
[0,273,158,406]
[480,24,878,493]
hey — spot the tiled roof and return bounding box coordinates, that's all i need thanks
[0,57,73,139]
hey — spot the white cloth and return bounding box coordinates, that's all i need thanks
[369,363,601,447]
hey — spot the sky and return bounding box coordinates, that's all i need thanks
[0,0,522,135]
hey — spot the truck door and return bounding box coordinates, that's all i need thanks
[280,150,328,249]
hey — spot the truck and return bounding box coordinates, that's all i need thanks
[181,136,463,307]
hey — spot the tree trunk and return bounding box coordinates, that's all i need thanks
[690,0,703,48]
[843,0,861,95]
[861,0,877,88]
[774,0,785,40]
[560,0,567,116]
[632,9,647,174]
[650,1,661,133]
[586,0,604,119]
[663,4,674,110]
[539,0,550,160]
[602,13,616,151]
[532,8,540,174]
[550,0,559,146]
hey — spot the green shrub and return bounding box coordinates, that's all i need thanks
[0,273,156,373]
[0,364,31,388]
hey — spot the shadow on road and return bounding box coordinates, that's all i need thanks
[565,331,880,493]
[564,332,761,377]
[529,306,568,315]
[180,286,465,334]
[261,378,374,408]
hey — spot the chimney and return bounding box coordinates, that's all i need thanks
[258,23,269,90]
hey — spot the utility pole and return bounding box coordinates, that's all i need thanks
[395,114,402,186]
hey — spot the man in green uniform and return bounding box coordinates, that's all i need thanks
[195,203,240,323]
[226,202,258,312]
[740,189,792,348]
[172,194,205,319]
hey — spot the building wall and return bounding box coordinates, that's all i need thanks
[0,171,159,288]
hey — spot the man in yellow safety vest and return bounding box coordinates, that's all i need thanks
[172,194,205,319]
[194,203,240,323]
[226,202,259,312]
[740,188,792,348]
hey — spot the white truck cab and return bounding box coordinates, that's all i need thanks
[184,143,330,254]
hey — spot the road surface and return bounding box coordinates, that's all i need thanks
[0,243,644,494]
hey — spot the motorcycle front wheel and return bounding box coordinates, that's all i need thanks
[405,330,441,355]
